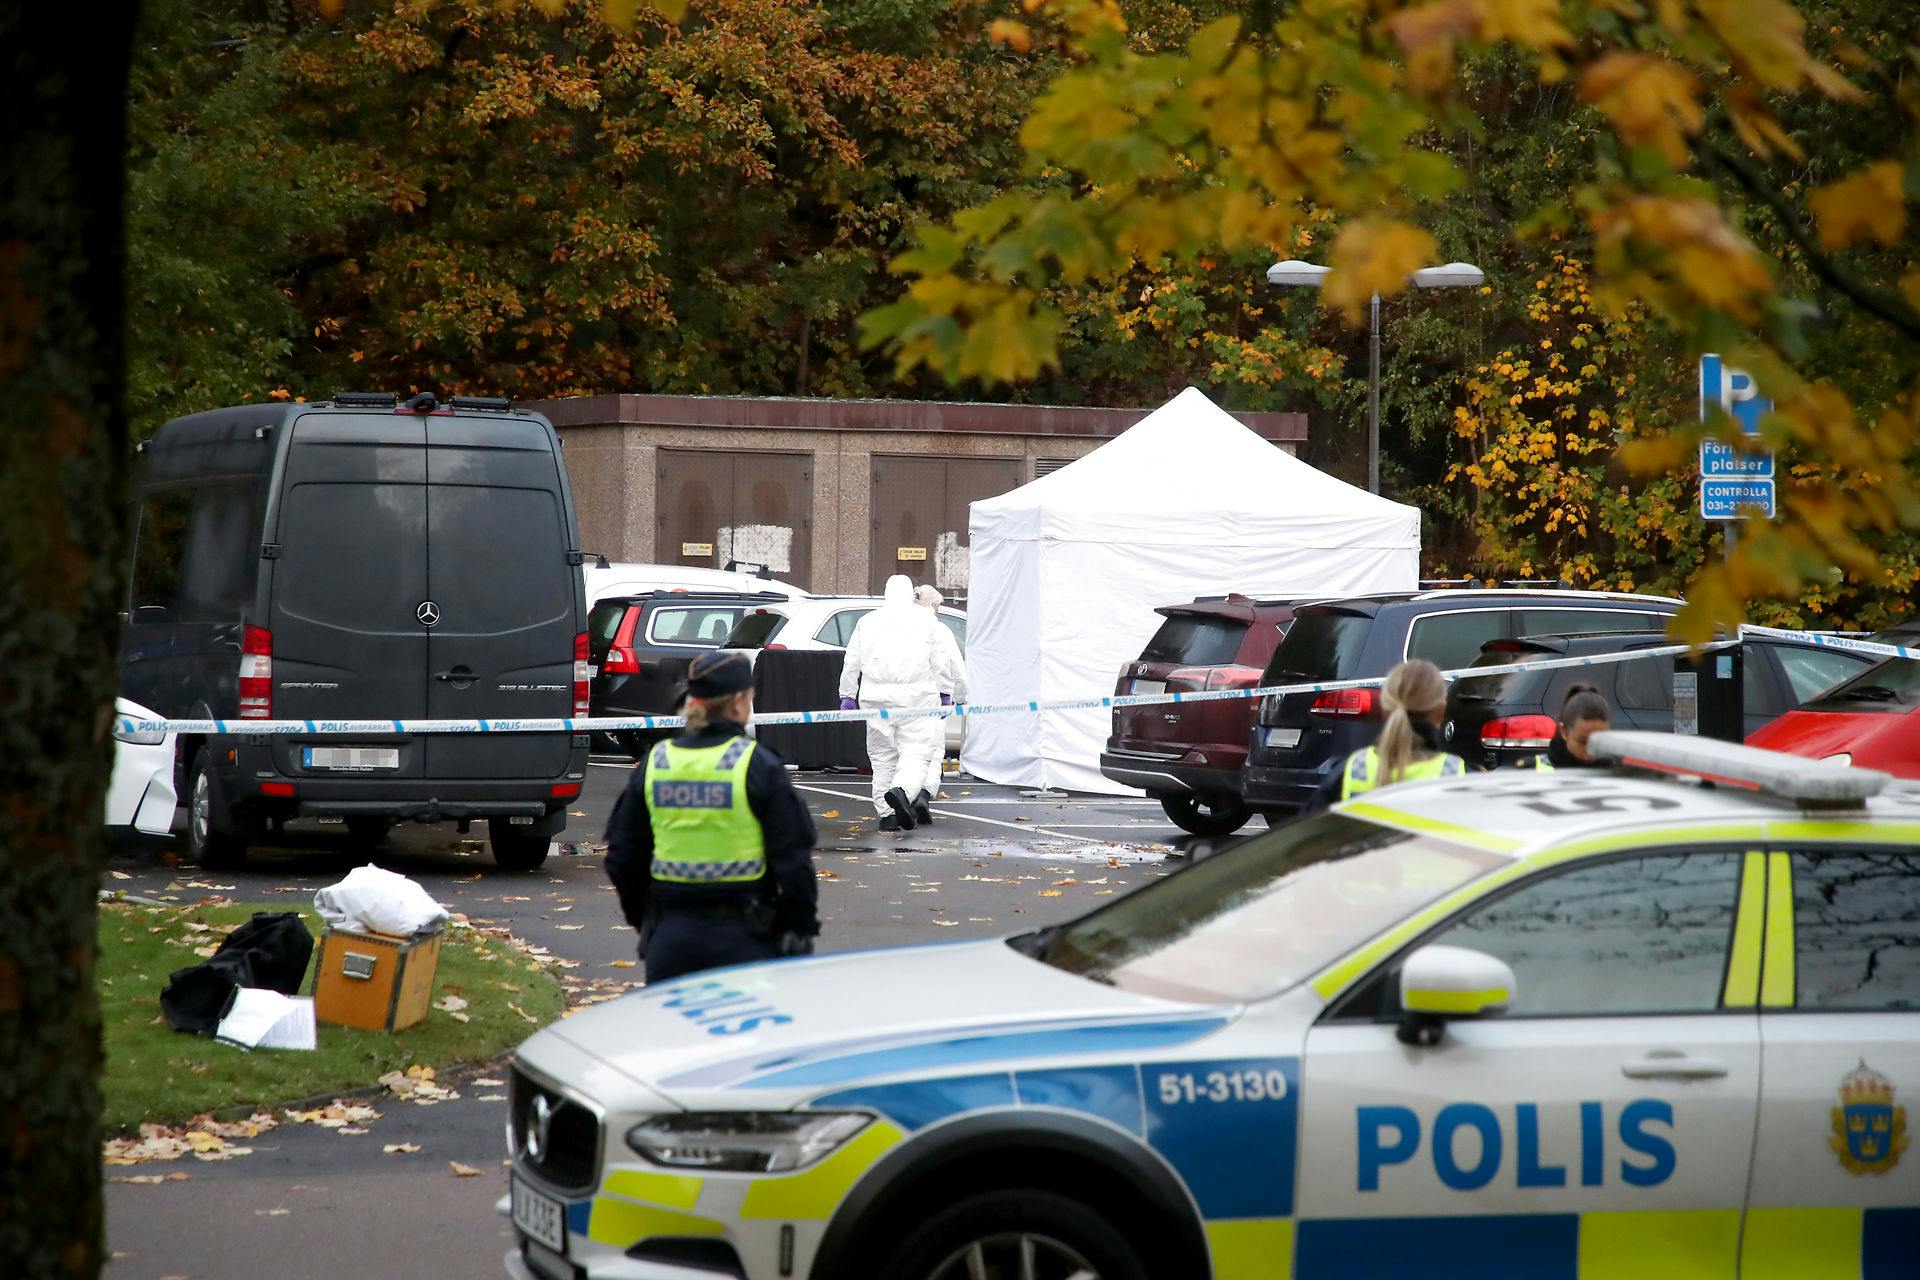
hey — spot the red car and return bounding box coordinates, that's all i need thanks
[1099,594,1297,835]
[1746,656,1920,778]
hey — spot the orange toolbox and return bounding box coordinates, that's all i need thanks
[311,926,443,1032]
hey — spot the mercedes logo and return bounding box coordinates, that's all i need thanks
[416,600,441,628]
[1443,720,1455,741]
[527,1093,553,1162]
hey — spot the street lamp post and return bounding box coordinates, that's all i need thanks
[1267,259,1485,495]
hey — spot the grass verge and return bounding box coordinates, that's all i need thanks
[100,899,565,1131]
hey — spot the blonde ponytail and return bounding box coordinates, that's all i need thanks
[1375,660,1448,785]
[681,697,712,733]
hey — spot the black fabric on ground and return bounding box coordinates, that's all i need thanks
[159,911,314,1034]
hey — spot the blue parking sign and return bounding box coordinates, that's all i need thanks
[1699,354,1774,519]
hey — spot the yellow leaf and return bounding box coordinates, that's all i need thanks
[1901,273,1920,317]
[1808,161,1906,249]
[988,19,1033,53]
[1322,219,1438,324]
[1579,54,1701,168]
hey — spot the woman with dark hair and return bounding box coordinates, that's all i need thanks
[1541,683,1613,769]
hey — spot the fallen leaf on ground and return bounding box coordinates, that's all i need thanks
[450,1161,485,1177]
[255,1207,291,1217]
[112,1172,190,1185]
[477,1094,508,1102]
[473,1078,506,1087]
[930,920,959,927]
[337,1128,370,1136]
[284,1102,380,1128]
[508,1002,539,1025]
[109,871,132,880]
[555,924,583,930]
[383,1143,421,1155]
[1052,879,1078,887]
[609,960,636,968]
[434,994,471,1023]
[1038,890,1064,898]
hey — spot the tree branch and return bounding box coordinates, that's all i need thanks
[1699,137,1920,344]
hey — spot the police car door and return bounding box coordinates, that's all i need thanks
[1297,849,1761,1278]
[1741,844,1920,1278]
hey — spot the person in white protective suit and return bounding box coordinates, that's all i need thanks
[913,584,968,823]
[838,576,950,831]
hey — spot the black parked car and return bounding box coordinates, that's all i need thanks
[1442,631,1878,768]
[122,393,589,870]
[587,590,786,757]
[1241,590,1683,815]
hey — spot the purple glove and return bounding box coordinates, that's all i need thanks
[839,697,858,711]
[940,694,953,706]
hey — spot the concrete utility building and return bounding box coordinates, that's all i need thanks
[528,394,1309,598]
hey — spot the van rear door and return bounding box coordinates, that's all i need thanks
[423,416,577,780]
[267,415,430,778]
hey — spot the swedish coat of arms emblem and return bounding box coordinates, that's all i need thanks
[1830,1060,1908,1175]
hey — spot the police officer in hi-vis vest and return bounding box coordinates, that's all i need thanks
[605,651,819,984]
[1307,659,1468,812]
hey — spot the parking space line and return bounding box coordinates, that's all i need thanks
[791,783,1103,843]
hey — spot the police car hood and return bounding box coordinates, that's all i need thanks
[539,937,1235,1109]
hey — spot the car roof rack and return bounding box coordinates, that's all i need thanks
[613,589,790,604]
[332,391,399,407]
[1590,730,1889,809]
[449,394,513,412]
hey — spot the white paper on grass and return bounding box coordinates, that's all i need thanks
[217,990,317,1051]
[961,387,1421,795]
[314,864,450,937]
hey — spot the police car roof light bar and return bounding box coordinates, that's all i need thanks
[1589,730,1889,808]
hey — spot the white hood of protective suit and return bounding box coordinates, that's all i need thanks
[839,575,947,707]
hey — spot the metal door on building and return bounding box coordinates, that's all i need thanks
[657,449,813,589]
[869,456,1023,600]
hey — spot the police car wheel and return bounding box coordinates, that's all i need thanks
[1158,793,1252,837]
[488,819,550,871]
[881,1189,1148,1280]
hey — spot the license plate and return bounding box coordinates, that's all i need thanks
[1132,679,1167,696]
[511,1176,567,1253]
[1264,727,1303,750]
[303,747,400,771]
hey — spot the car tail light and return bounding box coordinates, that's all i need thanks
[1166,666,1213,690]
[573,632,592,717]
[1481,714,1557,749]
[1207,665,1264,691]
[239,624,273,718]
[260,781,295,798]
[551,782,582,799]
[1309,687,1377,718]
[765,643,786,650]
[601,609,641,674]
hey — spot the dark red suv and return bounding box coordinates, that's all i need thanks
[1099,595,1297,835]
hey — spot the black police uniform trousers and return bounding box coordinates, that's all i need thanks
[642,903,782,984]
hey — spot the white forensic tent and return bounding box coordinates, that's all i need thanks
[961,387,1421,794]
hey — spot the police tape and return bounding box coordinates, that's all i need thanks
[1735,624,1919,663]
[114,638,1741,737]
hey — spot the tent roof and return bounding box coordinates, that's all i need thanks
[974,387,1414,521]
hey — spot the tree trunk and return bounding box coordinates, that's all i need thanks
[1,5,137,1277]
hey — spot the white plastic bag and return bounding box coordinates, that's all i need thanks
[314,865,450,937]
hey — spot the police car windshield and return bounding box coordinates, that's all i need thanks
[1030,815,1502,1004]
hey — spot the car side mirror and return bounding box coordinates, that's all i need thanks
[1396,945,1515,1047]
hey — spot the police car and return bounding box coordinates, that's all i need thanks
[502,732,1918,1280]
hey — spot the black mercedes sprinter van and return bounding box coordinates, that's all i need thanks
[121,393,590,870]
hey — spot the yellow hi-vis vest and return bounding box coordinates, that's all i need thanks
[1341,746,1467,801]
[645,738,766,883]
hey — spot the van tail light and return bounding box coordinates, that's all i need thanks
[765,643,786,651]
[1481,714,1557,749]
[1309,687,1377,718]
[239,624,273,719]
[573,632,592,717]
[1207,665,1264,691]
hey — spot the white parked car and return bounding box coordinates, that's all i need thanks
[722,596,968,752]
[583,560,807,607]
[106,697,177,836]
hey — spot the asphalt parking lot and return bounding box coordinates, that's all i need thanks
[101,761,1183,1280]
